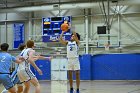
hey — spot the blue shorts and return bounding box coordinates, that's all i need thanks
[0,74,14,90]
[11,70,22,85]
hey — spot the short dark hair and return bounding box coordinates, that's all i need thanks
[18,43,26,51]
[26,40,34,48]
[0,43,9,51]
[71,33,80,40]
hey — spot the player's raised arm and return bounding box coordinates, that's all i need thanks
[59,31,68,45]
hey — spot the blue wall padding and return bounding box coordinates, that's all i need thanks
[33,60,51,80]
[92,54,140,80]
[71,55,91,80]
[80,54,92,80]
[33,54,140,80]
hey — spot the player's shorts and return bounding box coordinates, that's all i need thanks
[0,74,14,90]
[11,70,23,85]
[17,68,35,82]
[67,57,80,71]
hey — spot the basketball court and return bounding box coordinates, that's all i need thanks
[0,0,140,93]
[1,81,140,93]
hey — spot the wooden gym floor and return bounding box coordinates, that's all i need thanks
[0,81,140,93]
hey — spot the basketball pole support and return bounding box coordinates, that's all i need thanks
[85,9,89,54]
[107,0,110,45]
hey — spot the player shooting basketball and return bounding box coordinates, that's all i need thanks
[59,23,81,93]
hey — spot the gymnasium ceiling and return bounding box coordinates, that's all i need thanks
[0,0,125,8]
[0,0,140,15]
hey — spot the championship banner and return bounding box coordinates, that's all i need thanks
[13,23,24,49]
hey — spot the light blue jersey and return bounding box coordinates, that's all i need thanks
[0,52,16,74]
[0,52,17,90]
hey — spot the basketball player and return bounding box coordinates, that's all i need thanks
[59,31,81,93]
[17,40,51,93]
[1,44,26,93]
[0,43,24,93]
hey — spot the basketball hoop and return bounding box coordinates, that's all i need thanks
[104,43,110,51]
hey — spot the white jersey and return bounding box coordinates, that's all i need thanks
[67,41,79,58]
[17,48,35,82]
[17,48,32,71]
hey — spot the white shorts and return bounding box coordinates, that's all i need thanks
[67,57,80,71]
[17,68,35,82]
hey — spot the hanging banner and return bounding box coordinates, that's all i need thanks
[13,23,24,49]
[42,35,71,42]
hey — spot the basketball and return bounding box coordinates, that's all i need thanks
[61,23,69,32]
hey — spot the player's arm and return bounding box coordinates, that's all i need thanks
[15,58,23,64]
[73,31,80,46]
[28,50,42,75]
[34,55,52,61]
[59,31,68,45]
[12,56,24,64]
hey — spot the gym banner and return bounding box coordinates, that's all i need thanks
[13,23,24,49]
[42,35,71,42]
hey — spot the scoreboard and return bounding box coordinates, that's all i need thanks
[42,16,71,42]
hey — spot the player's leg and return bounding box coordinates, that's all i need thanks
[1,89,8,93]
[75,70,80,93]
[17,84,23,93]
[29,77,41,93]
[68,70,73,93]
[12,73,23,93]
[16,78,24,93]
[1,70,19,93]
[74,58,80,93]
[0,86,16,93]
[67,58,74,93]
[17,69,34,93]
[68,71,73,89]
[8,87,17,93]
[23,81,30,93]
[0,74,17,93]
[17,70,30,93]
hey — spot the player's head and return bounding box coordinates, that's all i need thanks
[26,40,34,48]
[71,33,80,41]
[0,43,9,51]
[18,43,26,51]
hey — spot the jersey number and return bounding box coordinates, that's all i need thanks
[70,46,73,51]
[1,56,6,62]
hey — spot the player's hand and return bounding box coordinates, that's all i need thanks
[37,69,43,75]
[33,55,41,61]
[19,56,25,61]
[44,56,53,61]
[48,56,53,61]
[62,31,65,33]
